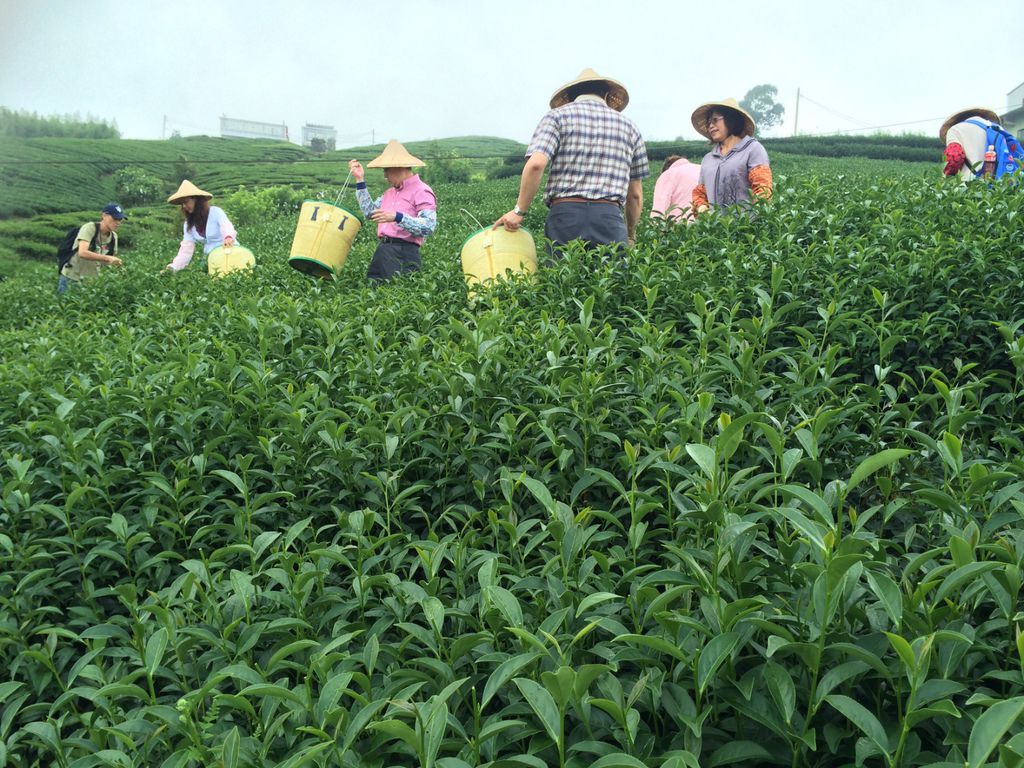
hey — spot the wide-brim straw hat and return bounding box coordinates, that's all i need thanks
[939,107,1001,142]
[691,98,757,140]
[367,139,425,168]
[167,180,213,204]
[549,68,629,112]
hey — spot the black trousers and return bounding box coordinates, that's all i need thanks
[367,240,421,281]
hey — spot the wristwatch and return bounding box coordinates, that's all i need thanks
[513,205,528,216]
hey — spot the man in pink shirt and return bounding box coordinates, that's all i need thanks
[651,155,701,222]
[349,140,437,281]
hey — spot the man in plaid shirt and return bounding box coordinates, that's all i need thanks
[494,68,649,256]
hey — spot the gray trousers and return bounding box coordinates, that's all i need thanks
[544,201,627,259]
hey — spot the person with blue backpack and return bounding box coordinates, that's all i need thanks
[941,107,1023,181]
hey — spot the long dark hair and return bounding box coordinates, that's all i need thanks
[183,197,211,236]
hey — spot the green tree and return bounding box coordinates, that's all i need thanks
[173,153,197,185]
[486,153,523,181]
[740,84,785,132]
[0,106,119,138]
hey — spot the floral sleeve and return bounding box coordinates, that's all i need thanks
[395,209,437,238]
[355,184,383,217]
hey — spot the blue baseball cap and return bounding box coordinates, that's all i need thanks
[102,203,127,220]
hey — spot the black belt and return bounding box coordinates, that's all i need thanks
[378,236,419,246]
[550,196,620,206]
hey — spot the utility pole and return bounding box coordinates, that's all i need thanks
[793,89,800,136]
[162,114,167,140]
[371,128,375,145]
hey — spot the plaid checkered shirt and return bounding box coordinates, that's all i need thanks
[527,95,650,206]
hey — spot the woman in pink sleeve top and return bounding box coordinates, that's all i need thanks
[164,180,238,272]
[651,155,702,221]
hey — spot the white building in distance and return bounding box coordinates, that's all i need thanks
[1003,81,1024,139]
[220,116,289,141]
[302,123,337,149]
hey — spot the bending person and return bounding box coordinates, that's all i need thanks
[348,140,437,281]
[940,107,1002,179]
[58,203,126,293]
[690,99,772,215]
[164,180,238,272]
[651,155,701,221]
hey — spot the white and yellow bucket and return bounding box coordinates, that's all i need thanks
[460,226,537,293]
[207,244,255,277]
[288,201,362,279]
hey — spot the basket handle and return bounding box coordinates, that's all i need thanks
[459,208,484,231]
[332,169,353,209]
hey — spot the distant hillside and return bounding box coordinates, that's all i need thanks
[331,136,526,161]
[0,136,309,218]
[0,132,942,224]
[647,134,943,165]
[0,135,525,219]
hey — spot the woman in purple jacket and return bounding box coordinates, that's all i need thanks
[690,98,773,214]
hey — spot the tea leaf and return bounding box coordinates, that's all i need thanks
[513,677,561,745]
[697,632,742,695]
[967,696,1024,768]
[825,694,890,756]
[845,449,912,495]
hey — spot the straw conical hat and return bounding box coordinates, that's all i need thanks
[367,140,425,168]
[550,68,629,112]
[167,180,213,204]
[691,98,757,140]
[939,107,1000,142]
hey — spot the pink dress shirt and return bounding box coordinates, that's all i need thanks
[375,175,436,245]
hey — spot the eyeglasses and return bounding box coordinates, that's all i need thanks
[706,115,725,128]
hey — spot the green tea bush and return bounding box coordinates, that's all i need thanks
[221,185,306,227]
[0,169,1023,768]
[420,147,473,185]
[114,166,166,206]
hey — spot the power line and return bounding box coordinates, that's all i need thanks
[798,93,872,128]
[827,116,947,135]
[792,90,947,137]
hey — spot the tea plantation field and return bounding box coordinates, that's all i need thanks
[1,166,1024,767]
[0,135,527,220]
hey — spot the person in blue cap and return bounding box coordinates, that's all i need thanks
[58,202,126,293]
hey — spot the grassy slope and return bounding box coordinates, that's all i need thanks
[0,135,526,220]
[0,136,309,217]
[327,135,526,161]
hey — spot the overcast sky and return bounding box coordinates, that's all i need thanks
[2,0,1021,147]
